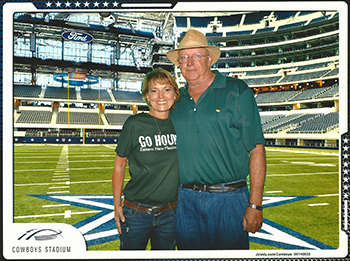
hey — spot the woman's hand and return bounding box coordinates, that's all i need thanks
[114,204,125,234]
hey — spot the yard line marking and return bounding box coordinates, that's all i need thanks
[52,178,70,181]
[62,159,114,163]
[288,161,336,167]
[317,194,339,197]
[265,191,283,194]
[47,191,70,194]
[50,195,114,211]
[42,204,71,208]
[77,212,114,234]
[15,179,126,186]
[65,210,71,218]
[14,210,101,219]
[49,186,70,189]
[308,203,329,206]
[266,148,338,156]
[15,161,60,164]
[15,166,115,172]
[268,172,338,177]
[84,229,119,241]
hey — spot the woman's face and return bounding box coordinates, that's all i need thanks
[146,81,177,118]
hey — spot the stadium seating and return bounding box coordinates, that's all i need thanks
[287,112,339,133]
[296,61,330,71]
[242,76,281,86]
[16,110,52,124]
[14,85,42,98]
[317,84,339,98]
[280,69,332,83]
[244,11,271,25]
[263,113,318,133]
[80,88,112,102]
[111,90,144,103]
[274,11,298,21]
[255,90,300,104]
[56,111,103,125]
[105,113,132,125]
[288,86,333,101]
[45,87,77,100]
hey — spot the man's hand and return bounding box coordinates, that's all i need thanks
[242,206,263,233]
[114,205,125,235]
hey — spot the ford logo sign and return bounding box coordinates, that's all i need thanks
[62,31,93,43]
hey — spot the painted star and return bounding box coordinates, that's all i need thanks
[29,194,335,250]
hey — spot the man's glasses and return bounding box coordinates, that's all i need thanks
[177,53,209,64]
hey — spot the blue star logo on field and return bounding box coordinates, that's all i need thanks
[29,194,335,249]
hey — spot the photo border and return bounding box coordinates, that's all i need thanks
[2,0,349,259]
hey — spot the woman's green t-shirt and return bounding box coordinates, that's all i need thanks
[115,113,179,205]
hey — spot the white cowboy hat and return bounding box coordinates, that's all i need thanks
[166,29,221,66]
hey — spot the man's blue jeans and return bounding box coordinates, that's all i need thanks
[176,183,250,250]
[119,201,176,250]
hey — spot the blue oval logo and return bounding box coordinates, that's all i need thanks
[62,31,93,43]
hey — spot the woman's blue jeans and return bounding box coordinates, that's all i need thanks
[119,201,176,250]
[176,184,250,250]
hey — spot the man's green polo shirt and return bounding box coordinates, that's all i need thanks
[170,70,265,185]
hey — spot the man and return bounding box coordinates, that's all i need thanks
[167,29,266,250]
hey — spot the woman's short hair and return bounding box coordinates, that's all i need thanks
[141,68,180,109]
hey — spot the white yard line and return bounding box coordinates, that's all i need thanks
[317,193,339,197]
[15,166,115,172]
[268,172,338,177]
[42,204,71,208]
[308,203,330,206]
[14,210,100,219]
[15,179,130,186]
[266,148,339,156]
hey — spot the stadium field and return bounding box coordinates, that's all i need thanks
[13,144,340,251]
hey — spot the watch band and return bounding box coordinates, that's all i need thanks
[247,203,263,211]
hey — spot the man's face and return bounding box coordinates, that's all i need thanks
[178,48,212,84]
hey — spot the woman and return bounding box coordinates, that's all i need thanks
[112,68,180,250]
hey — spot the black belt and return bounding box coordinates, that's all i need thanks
[124,200,177,216]
[182,181,247,193]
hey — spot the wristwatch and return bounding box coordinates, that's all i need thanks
[247,203,263,211]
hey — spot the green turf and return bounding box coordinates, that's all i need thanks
[13,144,340,250]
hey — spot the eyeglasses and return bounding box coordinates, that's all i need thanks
[177,53,209,64]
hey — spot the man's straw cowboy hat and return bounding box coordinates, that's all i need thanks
[166,29,221,66]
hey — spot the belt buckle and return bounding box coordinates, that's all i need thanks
[146,206,161,216]
[193,184,206,192]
